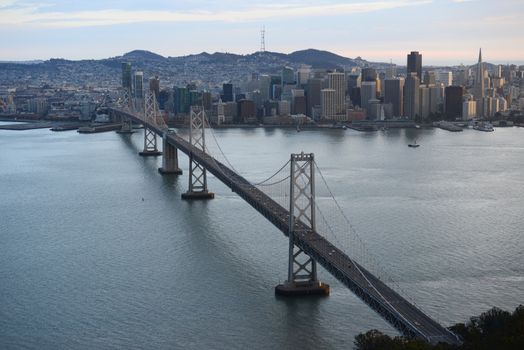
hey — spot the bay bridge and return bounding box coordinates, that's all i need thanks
[104,88,460,346]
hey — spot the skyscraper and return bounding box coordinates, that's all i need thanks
[121,62,132,91]
[473,48,485,100]
[404,73,420,119]
[149,76,160,96]
[328,72,346,115]
[445,85,464,119]
[133,71,144,99]
[361,68,378,82]
[424,71,436,86]
[306,78,322,118]
[281,66,295,86]
[360,81,377,115]
[384,78,404,117]
[407,51,422,80]
[222,83,234,102]
[320,89,336,119]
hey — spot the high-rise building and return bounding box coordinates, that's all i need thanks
[282,66,295,86]
[386,63,397,79]
[419,86,430,120]
[361,68,377,82]
[134,71,144,98]
[424,71,436,86]
[297,66,311,86]
[291,89,306,115]
[149,76,160,96]
[438,71,453,87]
[347,73,361,90]
[237,99,256,122]
[328,72,346,115]
[122,62,132,91]
[258,75,271,102]
[428,85,442,115]
[202,91,212,111]
[407,51,422,80]
[321,89,336,119]
[445,85,464,119]
[473,48,485,100]
[462,100,476,120]
[306,78,322,118]
[174,87,190,115]
[384,78,404,117]
[222,83,234,102]
[404,73,420,119]
[360,81,377,115]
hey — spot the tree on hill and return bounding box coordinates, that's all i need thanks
[354,305,524,350]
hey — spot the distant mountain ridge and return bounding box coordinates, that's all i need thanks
[113,48,369,69]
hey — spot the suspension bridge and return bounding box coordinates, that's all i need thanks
[104,88,460,346]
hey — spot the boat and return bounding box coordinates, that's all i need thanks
[408,139,420,148]
[473,122,494,132]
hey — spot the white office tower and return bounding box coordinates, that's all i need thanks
[321,89,336,119]
[462,100,477,120]
[328,72,346,115]
[360,81,377,116]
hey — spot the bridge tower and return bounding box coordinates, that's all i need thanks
[276,152,329,296]
[116,88,135,134]
[181,106,214,200]
[138,90,162,156]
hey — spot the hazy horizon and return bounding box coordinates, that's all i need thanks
[1,0,523,65]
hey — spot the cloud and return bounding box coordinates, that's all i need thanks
[0,0,432,28]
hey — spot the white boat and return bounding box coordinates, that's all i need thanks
[474,122,494,132]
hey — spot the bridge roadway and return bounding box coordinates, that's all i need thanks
[110,108,460,345]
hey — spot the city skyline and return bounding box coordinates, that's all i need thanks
[1,0,523,65]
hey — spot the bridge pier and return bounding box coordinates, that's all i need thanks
[139,127,162,156]
[182,106,214,200]
[158,133,182,175]
[116,118,135,134]
[276,153,329,297]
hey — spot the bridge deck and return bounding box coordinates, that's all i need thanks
[110,108,460,345]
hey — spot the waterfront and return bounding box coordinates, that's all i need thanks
[1,125,523,349]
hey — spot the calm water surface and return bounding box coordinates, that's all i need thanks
[1,125,523,349]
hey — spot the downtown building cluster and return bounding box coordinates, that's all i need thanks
[119,51,524,126]
[1,50,523,125]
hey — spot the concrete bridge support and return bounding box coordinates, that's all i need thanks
[138,127,162,156]
[182,106,214,200]
[116,118,134,134]
[158,132,182,175]
[276,152,329,296]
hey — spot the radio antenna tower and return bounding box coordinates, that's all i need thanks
[260,25,266,52]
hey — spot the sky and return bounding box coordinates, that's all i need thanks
[1,0,523,65]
